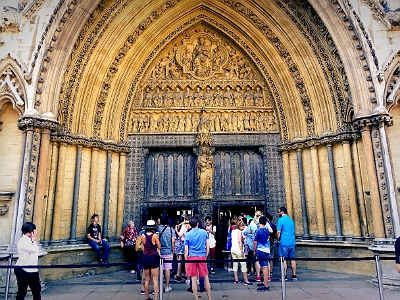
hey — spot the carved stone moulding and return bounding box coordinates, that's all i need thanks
[278,130,361,152]
[51,133,130,153]
[17,116,58,131]
[0,191,14,216]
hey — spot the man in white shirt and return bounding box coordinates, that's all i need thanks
[205,216,216,274]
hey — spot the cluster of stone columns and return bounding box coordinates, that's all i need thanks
[280,128,392,241]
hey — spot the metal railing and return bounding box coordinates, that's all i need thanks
[0,254,393,300]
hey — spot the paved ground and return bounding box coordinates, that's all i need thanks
[18,265,400,300]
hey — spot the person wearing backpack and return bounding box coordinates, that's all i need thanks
[158,216,175,292]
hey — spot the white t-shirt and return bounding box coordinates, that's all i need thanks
[206,224,216,248]
[230,228,243,254]
[16,235,39,273]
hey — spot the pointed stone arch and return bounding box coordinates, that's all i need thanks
[0,56,28,117]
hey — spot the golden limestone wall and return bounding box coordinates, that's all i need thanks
[282,137,373,241]
[0,103,23,244]
[41,142,125,244]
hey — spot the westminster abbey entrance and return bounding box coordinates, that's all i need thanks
[123,23,286,227]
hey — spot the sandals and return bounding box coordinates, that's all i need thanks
[233,280,241,284]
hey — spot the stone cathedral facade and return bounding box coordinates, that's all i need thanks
[0,0,400,286]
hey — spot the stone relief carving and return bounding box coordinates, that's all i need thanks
[0,6,22,33]
[131,26,276,135]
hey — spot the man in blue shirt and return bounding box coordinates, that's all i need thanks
[184,216,211,300]
[277,206,297,281]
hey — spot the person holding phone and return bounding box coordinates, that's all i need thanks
[15,222,41,300]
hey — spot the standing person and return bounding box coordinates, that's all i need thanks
[395,236,400,273]
[252,211,263,281]
[184,216,212,300]
[243,216,256,276]
[205,216,216,275]
[87,214,111,266]
[277,206,297,281]
[231,220,253,286]
[14,222,41,300]
[141,220,161,300]
[175,216,189,281]
[158,216,175,292]
[253,216,273,292]
[120,220,139,274]
[266,213,277,281]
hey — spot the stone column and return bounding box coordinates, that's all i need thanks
[102,151,112,237]
[12,128,34,244]
[43,142,59,243]
[342,140,362,240]
[51,142,67,244]
[378,125,400,237]
[87,148,99,227]
[310,145,327,240]
[116,153,126,237]
[33,129,51,241]
[360,127,385,238]
[351,140,369,239]
[326,144,343,240]
[69,145,82,244]
[296,148,310,239]
[282,150,293,217]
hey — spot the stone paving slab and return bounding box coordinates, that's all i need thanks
[20,267,400,300]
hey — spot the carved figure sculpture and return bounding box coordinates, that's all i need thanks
[203,86,213,106]
[193,87,203,107]
[192,37,212,77]
[254,86,263,106]
[223,86,233,107]
[184,87,193,107]
[197,147,214,197]
[244,87,253,106]
[173,87,183,107]
[233,86,243,106]
[214,86,223,106]
[152,88,163,107]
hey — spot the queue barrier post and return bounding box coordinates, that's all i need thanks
[280,256,286,300]
[159,256,163,300]
[5,254,12,300]
[374,254,385,300]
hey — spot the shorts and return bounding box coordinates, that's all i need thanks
[209,247,216,259]
[143,254,160,270]
[279,245,296,259]
[231,252,247,272]
[256,250,270,268]
[161,254,173,270]
[185,256,208,277]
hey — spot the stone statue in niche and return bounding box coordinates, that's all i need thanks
[152,88,163,107]
[204,86,213,106]
[223,86,233,107]
[193,87,203,107]
[233,86,243,106]
[143,87,153,107]
[197,147,214,198]
[254,86,263,106]
[183,87,192,107]
[173,87,183,107]
[244,87,253,106]
[214,86,223,107]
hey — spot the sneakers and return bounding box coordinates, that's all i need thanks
[130,270,136,274]
[257,282,264,287]
[292,275,298,281]
[187,287,193,293]
[281,275,288,281]
[140,290,145,295]
[257,285,270,292]
[227,268,234,272]
[152,291,155,295]
[246,271,252,276]
[175,276,183,282]
[255,276,261,282]
[233,280,241,284]
[164,286,172,292]
[210,268,216,275]
[243,281,254,286]
[268,275,271,282]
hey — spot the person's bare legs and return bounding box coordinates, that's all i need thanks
[144,269,151,299]
[176,254,182,278]
[152,267,159,300]
[164,269,170,288]
[242,271,250,283]
[291,260,297,276]
[203,275,212,300]
[191,275,199,300]
[262,265,269,287]
[255,261,261,278]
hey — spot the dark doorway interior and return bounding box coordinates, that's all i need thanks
[146,206,193,225]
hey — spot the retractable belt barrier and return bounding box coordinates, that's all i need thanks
[1,255,392,300]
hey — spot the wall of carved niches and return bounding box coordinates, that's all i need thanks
[129,24,277,135]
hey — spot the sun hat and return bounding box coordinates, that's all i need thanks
[147,220,156,226]
[143,219,158,231]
